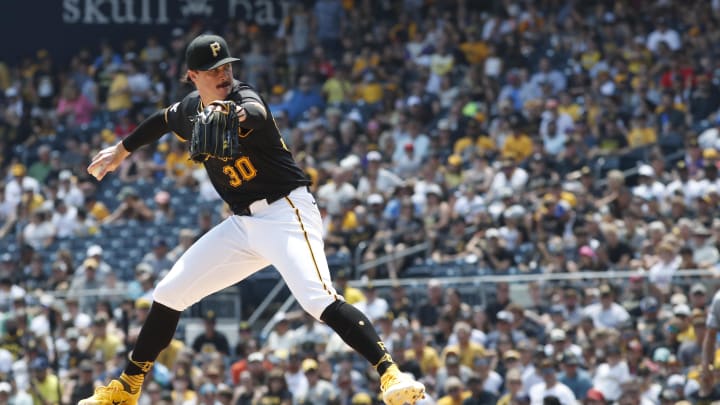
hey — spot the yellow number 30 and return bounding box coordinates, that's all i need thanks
[223,156,258,187]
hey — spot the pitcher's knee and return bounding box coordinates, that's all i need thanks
[298,294,339,321]
[152,278,187,311]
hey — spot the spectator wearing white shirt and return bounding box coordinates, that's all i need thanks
[392,119,430,165]
[291,312,332,350]
[353,285,389,323]
[632,165,667,202]
[528,358,576,405]
[583,284,630,329]
[22,210,56,251]
[646,18,681,53]
[529,58,567,96]
[690,224,720,268]
[592,345,631,402]
[284,351,308,399]
[266,315,295,353]
[355,151,403,200]
[646,241,680,296]
[4,163,40,209]
[452,183,485,223]
[488,160,529,200]
[316,167,357,216]
[51,199,78,239]
[56,170,84,208]
[474,354,503,396]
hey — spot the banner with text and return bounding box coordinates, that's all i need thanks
[0,0,290,64]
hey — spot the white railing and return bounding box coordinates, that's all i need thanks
[258,268,719,337]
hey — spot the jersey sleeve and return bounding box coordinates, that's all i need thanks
[164,93,199,141]
[707,292,720,329]
[236,86,264,106]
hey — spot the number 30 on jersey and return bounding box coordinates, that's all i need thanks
[223,156,257,187]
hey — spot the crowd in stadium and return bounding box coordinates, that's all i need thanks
[3,0,720,404]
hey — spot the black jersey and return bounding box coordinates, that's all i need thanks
[165,80,310,212]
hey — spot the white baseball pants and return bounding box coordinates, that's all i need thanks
[153,186,341,320]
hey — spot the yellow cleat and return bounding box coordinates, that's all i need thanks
[78,380,141,405]
[380,365,425,405]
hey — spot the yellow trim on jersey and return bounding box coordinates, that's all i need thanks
[284,196,338,301]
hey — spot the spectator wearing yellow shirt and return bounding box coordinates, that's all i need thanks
[674,304,696,343]
[333,270,365,305]
[351,45,380,80]
[445,155,464,190]
[322,66,353,106]
[441,322,486,368]
[83,195,110,222]
[29,357,61,405]
[106,65,131,118]
[626,114,657,148]
[165,141,196,186]
[427,45,455,94]
[405,331,441,376]
[557,93,582,122]
[501,126,533,162]
[354,70,384,106]
[84,315,123,362]
[437,376,471,405]
[459,30,489,65]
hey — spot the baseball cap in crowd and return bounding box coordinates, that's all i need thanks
[135,298,151,310]
[204,310,217,323]
[670,292,688,306]
[366,151,382,162]
[117,186,138,201]
[86,244,103,257]
[31,357,49,371]
[217,384,233,397]
[199,383,217,396]
[302,358,318,372]
[550,329,566,342]
[79,360,94,372]
[562,354,580,366]
[504,350,521,361]
[11,163,26,176]
[367,194,384,205]
[497,310,514,323]
[660,387,679,401]
[579,245,596,258]
[586,388,605,401]
[549,304,565,316]
[653,347,671,363]
[248,352,264,363]
[66,328,79,341]
[445,376,463,392]
[668,374,686,389]
[673,304,691,317]
[599,284,613,296]
[691,283,707,295]
[638,164,655,177]
[640,296,659,312]
[351,392,373,405]
[83,258,99,270]
[186,34,241,71]
[445,352,460,366]
[59,170,73,181]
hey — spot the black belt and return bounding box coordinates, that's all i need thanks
[232,186,310,216]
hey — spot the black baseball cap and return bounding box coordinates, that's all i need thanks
[186,34,240,71]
